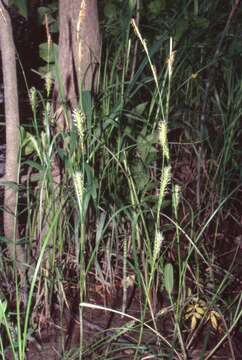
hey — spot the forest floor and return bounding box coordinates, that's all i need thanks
[3,129,241,359]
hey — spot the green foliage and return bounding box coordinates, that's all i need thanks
[132,159,150,191]
[36,2,59,78]
[103,0,135,40]
[0,299,7,323]
[38,42,58,79]
[10,0,27,18]
[137,129,157,164]
[39,42,58,64]
[104,1,117,18]
[1,0,241,358]
[164,263,174,296]
[147,0,167,16]
[37,2,58,33]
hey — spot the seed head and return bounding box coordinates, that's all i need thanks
[159,165,171,206]
[73,171,84,203]
[158,121,169,160]
[153,231,164,261]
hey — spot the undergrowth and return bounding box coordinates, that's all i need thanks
[0,1,241,359]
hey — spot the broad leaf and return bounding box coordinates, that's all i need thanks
[11,0,27,18]
[39,42,58,64]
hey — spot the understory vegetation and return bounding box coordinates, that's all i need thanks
[0,1,242,359]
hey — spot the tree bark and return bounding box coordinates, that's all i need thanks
[0,0,26,295]
[55,0,101,121]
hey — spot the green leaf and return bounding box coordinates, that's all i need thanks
[132,160,150,191]
[0,299,7,324]
[191,16,209,29]
[229,38,242,56]
[133,101,148,115]
[137,131,157,163]
[24,143,35,156]
[128,0,136,11]
[47,3,58,12]
[38,66,55,80]
[80,91,92,130]
[147,0,166,15]
[39,42,58,64]
[84,163,97,202]
[175,19,189,42]
[22,160,42,172]
[11,0,28,18]
[38,6,52,18]
[164,263,174,295]
[104,2,117,19]
[50,21,59,33]
[38,5,58,26]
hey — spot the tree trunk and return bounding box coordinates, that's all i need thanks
[55,0,101,125]
[0,0,26,297]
